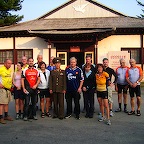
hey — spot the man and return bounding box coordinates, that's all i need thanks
[103,58,117,117]
[21,56,28,70]
[34,54,43,69]
[115,58,129,113]
[0,59,13,124]
[126,58,143,116]
[65,57,84,120]
[81,55,96,113]
[49,57,66,120]
[22,57,40,121]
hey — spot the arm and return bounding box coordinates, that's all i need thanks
[49,71,53,94]
[32,76,40,89]
[77,80,84,93]
[63,71,66,93]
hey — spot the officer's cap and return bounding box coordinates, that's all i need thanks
[52,57,61,64]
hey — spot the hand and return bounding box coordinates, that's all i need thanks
[0,83,4,89]
[82,87,87,92]
[50,90,53,94]
[77,88,82,94]
[32,85,37,89]
[63,90,66,94]
[23,88,27,93]
[132,83,137,88]
[17,87,21,90]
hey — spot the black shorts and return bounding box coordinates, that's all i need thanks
[14,88,24,100]
[129,85,141,97]
[38,88,50,99]
[97,91,108,99]
[117,84,128,94]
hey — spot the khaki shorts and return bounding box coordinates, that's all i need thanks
[107,86,113,104]
[0,89,12,104]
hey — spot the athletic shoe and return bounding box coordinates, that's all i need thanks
[16,114,19,120]
[75,115,80,120]
[107,119,111,125]
[33,116,38,120]
[0,118,6,124]
[115,108,121,112]
[4,116,13,121]
[23,117,28,121]
[110,111,114,117]
[65,114,71,119]
[128,111,135,115]
[137,110,141,116]
[98,116,106,122]
[124,109,128,113]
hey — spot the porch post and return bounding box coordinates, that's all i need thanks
[140,35,143,70]
[48,40,51,65]
[94,37,98,64]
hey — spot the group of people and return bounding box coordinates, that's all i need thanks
[0,54,143,126]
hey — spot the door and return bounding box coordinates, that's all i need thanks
[68,52,84,68]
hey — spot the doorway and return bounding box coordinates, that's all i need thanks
[68,52,84,68]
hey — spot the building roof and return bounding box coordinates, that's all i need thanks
[0,17,144,33]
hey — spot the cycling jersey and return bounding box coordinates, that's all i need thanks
[126,66,143,85]
[0,66,12,89]
[116,66,129,85]
[22,67,39,88]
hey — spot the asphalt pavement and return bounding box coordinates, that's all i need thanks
[0,88,144,144]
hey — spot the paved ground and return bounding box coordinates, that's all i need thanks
[0,88,144,144]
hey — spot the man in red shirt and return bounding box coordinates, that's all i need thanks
[22,57,40,121]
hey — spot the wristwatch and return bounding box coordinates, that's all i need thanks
[136,81,139,84]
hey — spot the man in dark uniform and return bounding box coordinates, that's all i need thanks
[49,57,66,120]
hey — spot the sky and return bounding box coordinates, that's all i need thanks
[16,0,143,22]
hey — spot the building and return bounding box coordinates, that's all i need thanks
[0,0,144,70]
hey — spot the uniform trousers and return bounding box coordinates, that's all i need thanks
[53,92,64,118]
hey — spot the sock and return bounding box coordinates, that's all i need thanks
[124,104,127,110]
[19,110,21,114]
[110,109,112,112]
[4,112,8,117]
[119,103,122,109]
[0,115,3,119]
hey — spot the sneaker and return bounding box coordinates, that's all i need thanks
[107,119,111,125]
[115,108,121,112]
[128,111,135,115]
[20,113,23,119]
[0,118,6,124]
[65,114,71,119]
[33,116,38,120]
[45,112,51,117]
[4,116,13,121]
[137,110,141,116]
[110,111,114,117]
[124,109,128,113]
[16,114,19,120]
[75,115,80,120]
[98,116,106,122]
[23,117,28,121]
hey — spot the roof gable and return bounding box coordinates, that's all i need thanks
[39,0,125,19]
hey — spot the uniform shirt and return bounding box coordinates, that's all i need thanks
[22,67,40,88]
[0,66,12,89]
[116,66,129,85]
[66,66,84,92]
[126,66,143,85]
[96,71,110,91]
[38,69,50,89]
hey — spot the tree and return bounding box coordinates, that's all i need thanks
[137,0,144,18]
[0,0,24,27]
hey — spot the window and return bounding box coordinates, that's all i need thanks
[121,48,141,63]
[0,49,33,64]
[16,49,33,62]
[0,50,13,64]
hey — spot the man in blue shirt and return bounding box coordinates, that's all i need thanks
[65,57,84,120]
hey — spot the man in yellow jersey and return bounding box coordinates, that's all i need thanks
[21,56,28,70]
[0,59,13,124]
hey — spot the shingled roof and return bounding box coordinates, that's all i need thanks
[0,17,144,32]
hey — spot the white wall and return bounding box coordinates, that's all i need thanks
[98,35,141,63]
[0,38,13,49]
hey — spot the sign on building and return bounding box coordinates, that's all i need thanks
[107,51,130,70]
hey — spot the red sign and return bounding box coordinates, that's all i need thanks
[70,46,80,52]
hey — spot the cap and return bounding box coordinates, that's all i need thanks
[52,57,61,64]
